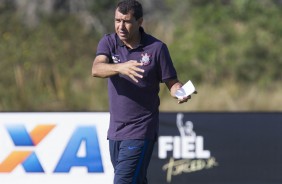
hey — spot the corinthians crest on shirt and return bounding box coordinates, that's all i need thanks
[111,54,120,64]
[140,53,151,65]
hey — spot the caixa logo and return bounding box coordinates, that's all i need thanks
[0,124,103,173]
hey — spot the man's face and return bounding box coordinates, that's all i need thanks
[115,8,143,43]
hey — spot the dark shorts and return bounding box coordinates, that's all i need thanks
[109,139,155,184]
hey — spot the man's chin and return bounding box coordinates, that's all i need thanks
[118,34,128,41]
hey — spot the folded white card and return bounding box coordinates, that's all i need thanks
[175,80,196,100]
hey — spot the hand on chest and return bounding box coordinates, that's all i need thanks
[111,49,158,83]
[112,50,156,78]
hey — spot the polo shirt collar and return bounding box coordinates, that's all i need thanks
[116,27,145,47]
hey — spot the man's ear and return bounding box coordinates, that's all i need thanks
[138,17,143,26]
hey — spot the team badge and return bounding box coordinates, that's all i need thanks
[111,54,120,63]
[140,53,151,65]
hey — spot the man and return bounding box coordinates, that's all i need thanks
[92,0,192,183]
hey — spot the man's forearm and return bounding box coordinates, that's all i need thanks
[92,62,119,78]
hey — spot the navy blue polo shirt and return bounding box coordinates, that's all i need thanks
[96,27,177,141]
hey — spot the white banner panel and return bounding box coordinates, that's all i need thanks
[0,112,114,184]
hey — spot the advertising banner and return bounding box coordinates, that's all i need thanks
[0,112,114,184]
[148,112,282,184]
[1,112,282,184]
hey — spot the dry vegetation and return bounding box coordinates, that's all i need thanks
[159,82,282,112]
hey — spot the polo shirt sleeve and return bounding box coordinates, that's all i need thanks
[158,43,178,83]
[96,34,112,60]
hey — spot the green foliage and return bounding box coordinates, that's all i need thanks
[169,0,282,86]
[0,13,107,111]
[0,0,281,111]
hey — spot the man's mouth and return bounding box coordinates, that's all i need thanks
[119,31,127,37]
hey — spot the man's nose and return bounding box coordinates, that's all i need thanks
[120,20,125,28]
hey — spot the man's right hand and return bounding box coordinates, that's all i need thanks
[117,60,144,83]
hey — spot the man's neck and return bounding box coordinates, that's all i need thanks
[123,32,141,49]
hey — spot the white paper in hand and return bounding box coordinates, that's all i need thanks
[175,80,196,100]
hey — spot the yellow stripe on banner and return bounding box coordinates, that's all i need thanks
[0,151,32,172]
[30,125,56,145]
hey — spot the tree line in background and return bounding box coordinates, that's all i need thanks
[0,0,282,111]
